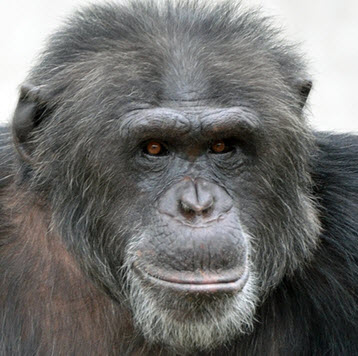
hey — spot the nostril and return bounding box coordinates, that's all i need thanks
[179,201,196,221]
[180,200,197,214]
[199,196,214,213]
[179,198,213,218]
[201,205,213,216]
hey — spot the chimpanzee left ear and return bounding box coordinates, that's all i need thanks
[12,83,48,162]
[296,79,312,109]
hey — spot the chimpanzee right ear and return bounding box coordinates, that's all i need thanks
[296,79,312,109]
[12,83,48,162]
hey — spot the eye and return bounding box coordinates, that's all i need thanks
[143,141,168,156]
[210,140,235,154]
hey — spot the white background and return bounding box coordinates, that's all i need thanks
[0,0,357,132]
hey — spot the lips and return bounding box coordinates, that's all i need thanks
[134,265,249,294]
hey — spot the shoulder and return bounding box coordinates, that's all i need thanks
[0,126,13,189]
[313,131,358,207]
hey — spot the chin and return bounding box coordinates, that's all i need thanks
[126,267,259,353]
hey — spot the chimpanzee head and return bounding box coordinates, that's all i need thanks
[12,1,320,352]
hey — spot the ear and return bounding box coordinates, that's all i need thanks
[12,83,48,161]
[297,79,312,109]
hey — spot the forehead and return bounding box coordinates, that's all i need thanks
[32,2,306,125]
[79,23,282,109]
[87,50,275,118]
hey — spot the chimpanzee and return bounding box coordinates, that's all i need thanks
[0,1,357,355]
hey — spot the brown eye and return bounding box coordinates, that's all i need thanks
[145,141,163,155]
[211,140,226,154]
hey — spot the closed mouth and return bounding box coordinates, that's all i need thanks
[134,265,249,294]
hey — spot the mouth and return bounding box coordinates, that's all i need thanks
[134,265,249,294]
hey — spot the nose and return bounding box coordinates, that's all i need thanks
[179,179,214,218]
[157,178,233,224]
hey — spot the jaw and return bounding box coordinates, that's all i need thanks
[121,220,259,352]
[125,266,259,353]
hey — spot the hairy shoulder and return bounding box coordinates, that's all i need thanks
[312,131,358,246]
[314,132,358,195]
[0,126,13,189]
